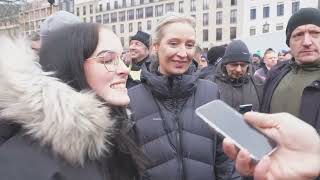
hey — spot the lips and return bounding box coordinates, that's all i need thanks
[110,81,126,89]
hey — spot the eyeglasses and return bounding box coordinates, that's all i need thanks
[87,50,132,72]
[227,63,249,69]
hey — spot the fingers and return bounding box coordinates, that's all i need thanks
[254,156,272,180]
[222,138,238,160]
[244,112,277,129]
[235,149,255,176]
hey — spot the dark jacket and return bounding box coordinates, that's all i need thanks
[127,56,150,88]
[198,65,217,80]
[128,60,236,180]
[260,59,320,133]
[0,39,139,180]
[207,62,262,112]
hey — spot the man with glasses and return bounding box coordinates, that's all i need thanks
[127,31,150,88]
[213,40,261,112]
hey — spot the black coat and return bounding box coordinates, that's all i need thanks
[128,60,237,180]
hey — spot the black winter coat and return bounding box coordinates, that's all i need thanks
[128,60,236,180]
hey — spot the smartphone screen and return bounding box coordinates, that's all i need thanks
[196,100,276,161]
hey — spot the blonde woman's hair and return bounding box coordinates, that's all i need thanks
[151,12,195,45]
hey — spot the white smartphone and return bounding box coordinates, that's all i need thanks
[196,100,277,161]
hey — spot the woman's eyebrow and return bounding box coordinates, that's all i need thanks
[96,50,110,56]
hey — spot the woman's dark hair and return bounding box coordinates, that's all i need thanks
[39,23,100,91]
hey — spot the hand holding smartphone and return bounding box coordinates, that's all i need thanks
[196,100,277,161]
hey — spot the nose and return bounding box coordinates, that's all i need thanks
[302,33,312,46]
[235,65,242,72]
[176,46,188,58]
[116,59,130,76]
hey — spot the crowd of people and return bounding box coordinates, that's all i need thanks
[0,7,319,180]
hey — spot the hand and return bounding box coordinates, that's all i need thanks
[223,112,320,180]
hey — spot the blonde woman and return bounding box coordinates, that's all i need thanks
[128,13,236,180]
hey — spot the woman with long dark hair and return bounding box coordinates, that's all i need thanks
[0,23,145,180]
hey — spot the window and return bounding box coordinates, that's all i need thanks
[216,11,222,25]
[138,22,142,31]
[83,17,86,22]
[111,12,117,23]
[277,3,284,16]
[120,37,125,46]
[263,6,270,18]
[147,20,152,30]
[191,14,196,21]
[146,6,153,18]
[136,8,144,19]
[179,1,184,13]
[76,7,80,16]
[230,9,237,24]
[83,6,86,15]
[203,13,208,26]
[190,0,196,12]
[130,0,135,6]
[96,15,102,23]
[119,11,126,22]
[276,23,283,30]
[155,5,163,16]
[203,0,209,10]
[127,9,134,20]
[103,14,109,24]
[250,27,256,36]
[106,2,110,10]
[203,29,208,41]
[89,4,93,14]
[90,16,93,23]
[292,1,300,14]
[120,24,124,33]
[140,0,144,4]
[99,4,103,12]
[250,8,256,20]
[112,25,116,33]
[263,23,269,33]
[165,3,174,13]
[217,0,223,8]
[114,1,119,9]
[129,23,133,32]
[122,0,126,8]
[216,28,222,41]
[230,27,236,40]
[231,0,237,6]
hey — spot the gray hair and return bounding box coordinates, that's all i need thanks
[151,12,195,45]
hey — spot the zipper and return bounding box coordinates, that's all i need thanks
[174,99,184,180]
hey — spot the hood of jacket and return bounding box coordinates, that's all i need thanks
[140,57,198,99]
[0,37,116,166]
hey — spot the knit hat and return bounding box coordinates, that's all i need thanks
[130,31,150,49]
[207,45,226,65]
[40,11,81,42]
[286,8,320,46]
[222,40,250,65]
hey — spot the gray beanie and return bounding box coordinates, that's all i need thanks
[40,11,81,42]
[286,8,320,46]
[222,40,250,65]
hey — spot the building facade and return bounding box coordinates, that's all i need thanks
[75,0,244,51]
[241,0,318,39]
[19,0,60,36]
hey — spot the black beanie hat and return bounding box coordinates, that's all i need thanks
[286,8,320,46]
[130,31,150,49]
[207,45,226,65]
[222,40,250,65]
